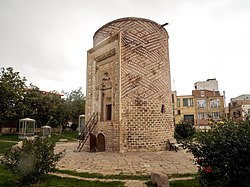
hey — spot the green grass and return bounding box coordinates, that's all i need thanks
[169,179,199,187]
[0,165,198,187]
[50,131,78,142]
[0,131,79,143]
[145,178,199,187]
[0,166,125,187]
[32,175,125,187]
[0,134,19,141]
[56,169,150,181]
[56,170,196,181]
[0,141,17,155]
[0,164,20,187]
[168,173,197,179]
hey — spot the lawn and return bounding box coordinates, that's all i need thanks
[56,169,151,181]
[0,141,17,154]
[169,179,199,187]
[57,170,199,187]
[0,166,125,187]
[145,179,199,187]
[50,131,78,142]
[0,134,19,141]
[0,164,198,187]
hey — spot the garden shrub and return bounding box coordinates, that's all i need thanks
[0,136,65,184]
[187,120,250,187]
[174,120,195,140]
[70,123,78,131]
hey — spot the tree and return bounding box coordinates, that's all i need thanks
[62,87,85,131]
[187,120,250,187]
[0,67,27,133]
[174,120,195,140]
[22,84,43,122]
[0,67,85,132]
[35,91,64,128]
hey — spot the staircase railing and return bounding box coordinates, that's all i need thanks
[77,112,98,152]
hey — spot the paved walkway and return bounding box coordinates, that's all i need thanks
[55,142,197,176]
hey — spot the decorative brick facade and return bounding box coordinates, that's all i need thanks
[86,17,174,152]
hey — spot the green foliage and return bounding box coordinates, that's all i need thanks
[61,87,85,130]
[22,86,65,128]
[70,123,78,131]
[0,67,27,123]
[0,67,86,131]
[0,136,65,184]
[186,120,250,187]
[174,120,195,140]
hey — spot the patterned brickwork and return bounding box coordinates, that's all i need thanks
[86,17,174,152]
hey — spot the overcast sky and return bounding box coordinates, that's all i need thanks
[0,0,249,104]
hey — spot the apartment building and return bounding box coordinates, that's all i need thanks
[229,94,250,121]
[172,91,195,125]
[193,89,225,127]
[194,78,219,91]
[172,79,225,128]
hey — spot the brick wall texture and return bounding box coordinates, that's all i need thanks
[86,17,174,152]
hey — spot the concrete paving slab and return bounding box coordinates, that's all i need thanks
[55,142,197,176]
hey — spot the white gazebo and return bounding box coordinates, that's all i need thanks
[78,114,85,133]
[41,125,52,137]
[19,118,36,139]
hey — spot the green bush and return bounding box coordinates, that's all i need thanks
[187,120,250,187]
[70,123,78,131]
[0,136,65,184]
[174,120,195,140]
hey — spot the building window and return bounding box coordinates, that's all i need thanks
[201,91,205,97]
[177,98,180,107]
[198,112,207,119]
[171,94,175,103]
[106,104,112,121]
[212,112,220,119]
[177,110,181,115]
[197,100,206,108]
[184,115,194,125]
[183,98,193,107]
[210,99,220,108]
[248,109,250,116]
[161,105,165,113]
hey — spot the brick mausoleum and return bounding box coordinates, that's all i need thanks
[85,17,174,152]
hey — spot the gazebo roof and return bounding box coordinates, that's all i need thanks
[19,118,35,122]
[41,125,51,129]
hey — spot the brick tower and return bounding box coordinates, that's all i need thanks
[85,17,174,152]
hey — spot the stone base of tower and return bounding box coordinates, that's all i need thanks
[84,99,174,153]
[120,99,174,152]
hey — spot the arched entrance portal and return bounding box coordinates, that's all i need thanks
[89,133,97,152]
[97,133,105,152]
